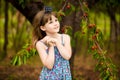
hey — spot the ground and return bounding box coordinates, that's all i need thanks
[0,54,119,80]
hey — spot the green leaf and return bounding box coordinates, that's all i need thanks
[93,52,99,59]
[66,26,72,36]
[64,3,75,15]
[71,39,75,47]
[103,74,109,80]
[74,31,81,39]
[11,56,18,65]
[32,48,37,55]
[22,43,30,49]
[70,4,75,11]
[98,31,104,41]
[18,0,24,4]
[18,56,22,66]
[106,69,110,75]
[23,55,27,64]
[100,71,105,78]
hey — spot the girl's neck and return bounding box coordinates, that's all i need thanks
[46,33,60,38]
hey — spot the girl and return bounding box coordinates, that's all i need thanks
[33,6,72,80]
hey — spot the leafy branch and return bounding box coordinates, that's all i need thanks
[78,0,118,79]
[10,0,118,79]
[10,0,70,66]
[11,44,37,66]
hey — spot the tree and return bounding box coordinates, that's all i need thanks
[6,0,44,24]
[87,0,120,57]
[2,1,8,59]
[6,0,80,78]
[2,0,43,59]
[5,0,119,79]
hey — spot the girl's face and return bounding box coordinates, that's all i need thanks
[41,15,60,34]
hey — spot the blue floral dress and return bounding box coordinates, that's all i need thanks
[38,34,72,80]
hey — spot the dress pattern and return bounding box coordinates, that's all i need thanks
[39,34,72,80]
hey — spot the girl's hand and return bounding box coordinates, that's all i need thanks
[46,38,59,47]
[46,38,55,47]
[42,36,59,47]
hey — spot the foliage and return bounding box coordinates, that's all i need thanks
[11,24,31,52]
[87,23,118,80]
[61,0,119,79]
[89,0,120,13]
[11,43,37,66]
[10,0,119,79]
[17,0,34,8]
[79,1,118,79]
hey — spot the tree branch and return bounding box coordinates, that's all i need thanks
[6,0,44,24]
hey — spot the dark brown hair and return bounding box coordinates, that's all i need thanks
[32,10,57,47]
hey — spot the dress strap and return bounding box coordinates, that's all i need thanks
[40,40,47,47]
[40,40,44,44]
[61,34,64,46]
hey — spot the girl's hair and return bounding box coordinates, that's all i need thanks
[32,9,57,47]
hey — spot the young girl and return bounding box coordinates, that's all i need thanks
[33,6,72,80]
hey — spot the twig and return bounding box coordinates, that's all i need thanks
[78,0,84,12]
[60,0,69,11]
[94,40,103,53]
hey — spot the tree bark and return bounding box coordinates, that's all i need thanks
[107,8,119,56]
[61,0,83,78]
[6,0,44,24]
[2,1,8,59]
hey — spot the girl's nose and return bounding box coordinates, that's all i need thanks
[54,22,58,26]
[54,23,57,26]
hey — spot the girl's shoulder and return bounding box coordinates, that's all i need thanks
[36,40,47,49]
[36,40,43,47]
[61,33,70,40]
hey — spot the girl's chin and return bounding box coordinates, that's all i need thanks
[49,31,59,34]
[49,29,60,33]
[56,30,60,33]
[54,29,60,32]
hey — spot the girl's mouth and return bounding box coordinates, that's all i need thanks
[54,26,59,29]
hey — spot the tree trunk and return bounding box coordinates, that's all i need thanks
[107,8,119,56]
[0,0,2,52]
[0,0,1,14]
[61,0,83,78]
[6,0,44,24]
[6,0,83,79]
[2,1,8,59]
[61,12,77,80]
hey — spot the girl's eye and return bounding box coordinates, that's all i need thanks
[49,21,53,24]
[55,19,58,22]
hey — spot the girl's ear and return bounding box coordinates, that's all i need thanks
[40,26,46,31]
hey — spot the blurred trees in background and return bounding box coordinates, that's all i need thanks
[87,0,120,59]
[0,0,120,79]
[0,0,119,60]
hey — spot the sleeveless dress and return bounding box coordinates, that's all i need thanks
[38,34,72,80]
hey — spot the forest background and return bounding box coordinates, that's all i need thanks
[0,0,120,80]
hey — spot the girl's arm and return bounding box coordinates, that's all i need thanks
[56,34,72,60]
[36,41,55,69]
